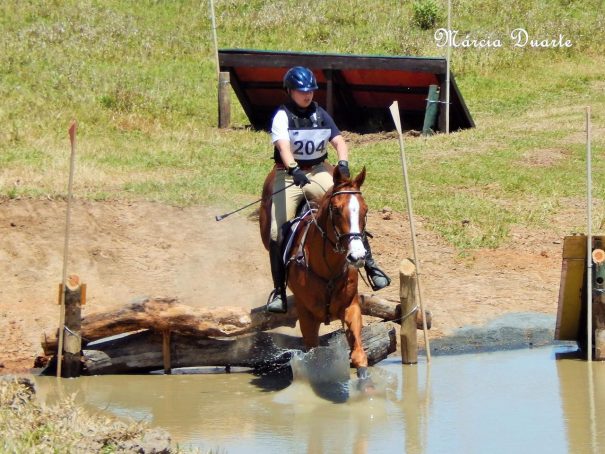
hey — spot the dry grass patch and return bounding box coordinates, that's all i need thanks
[0,377,175,453]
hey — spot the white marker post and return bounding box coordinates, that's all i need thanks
[56,120,77,377]
[389,101,431,362]
[586,106,593,361]
[209,0,220,78]
[445,0,451,134]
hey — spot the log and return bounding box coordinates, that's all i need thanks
[42,296,299,355]
[359,293,431,330]
[82,323,397,375]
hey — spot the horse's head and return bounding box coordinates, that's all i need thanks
[326,166,368,268]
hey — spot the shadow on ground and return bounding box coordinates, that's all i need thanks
[425,312,572,356]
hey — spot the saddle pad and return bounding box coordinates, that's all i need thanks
[282,208,315,264]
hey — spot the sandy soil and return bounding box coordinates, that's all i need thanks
[0,195,572,374]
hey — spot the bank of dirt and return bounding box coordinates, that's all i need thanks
[0,197,570,373]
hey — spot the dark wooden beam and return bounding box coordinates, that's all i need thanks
[219,49,447,74]
[323,69,334,117]
[449,73,476,129]
[223,68,256,127]
[81,323,397,375]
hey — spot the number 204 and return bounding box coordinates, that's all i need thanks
[293,140,325,156]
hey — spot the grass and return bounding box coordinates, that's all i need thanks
[1,0,604,249]
[0,378,187,453]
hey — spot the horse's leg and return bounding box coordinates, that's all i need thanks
[343,297,368,372]
[297,303,321,349]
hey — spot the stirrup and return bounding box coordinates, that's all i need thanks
[266,288,288,313]
[366,266,391,291]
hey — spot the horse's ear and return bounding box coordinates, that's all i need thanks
[353,166,366,188]
[333,164,344,186]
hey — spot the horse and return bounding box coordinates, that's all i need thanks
[259,164,371,379]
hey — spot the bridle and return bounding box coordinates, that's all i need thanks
[327,190,367,254]
[305,189,367,255]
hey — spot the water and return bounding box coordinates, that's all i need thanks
[35,344,605,454]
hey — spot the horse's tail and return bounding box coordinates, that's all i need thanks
[259,166,276,251]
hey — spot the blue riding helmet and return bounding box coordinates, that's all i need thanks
[283,66,318,92]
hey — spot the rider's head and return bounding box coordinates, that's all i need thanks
[283,66,318,109]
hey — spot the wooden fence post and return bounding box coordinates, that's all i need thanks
[218,71,231,128]
[422,84,439,136]
[400,259,418,364]
[61,275,84,378]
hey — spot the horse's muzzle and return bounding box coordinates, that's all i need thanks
[347,254,366,269]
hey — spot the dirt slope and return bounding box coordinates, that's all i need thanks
[0,197,566,373]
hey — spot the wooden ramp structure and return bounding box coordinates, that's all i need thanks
[556,234,605,359]
[218,49,474,133]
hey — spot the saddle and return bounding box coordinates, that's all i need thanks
[280,201,318,267]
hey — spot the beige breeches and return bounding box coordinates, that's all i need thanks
[270,161,335,243]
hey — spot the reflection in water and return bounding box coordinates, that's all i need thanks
[556,350,605,454]
[34,345,605,454]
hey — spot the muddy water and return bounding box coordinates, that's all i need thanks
[35,344,605,454]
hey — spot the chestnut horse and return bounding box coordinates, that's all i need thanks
[259,165,370,379]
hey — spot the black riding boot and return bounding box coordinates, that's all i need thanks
[363,237,391,291]
[266,240,288,313]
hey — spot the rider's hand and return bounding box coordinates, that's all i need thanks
[290,166,310,187]
[337,160,350,179]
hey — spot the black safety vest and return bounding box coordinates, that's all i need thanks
[273,102,331,166]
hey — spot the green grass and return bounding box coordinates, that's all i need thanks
[1,0,604,249]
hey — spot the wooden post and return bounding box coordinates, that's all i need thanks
[586,106,593,361]
[389,101,431,361]
[400,259,418,364]
[162,330,172,374]
[218,71,231,128]
[422,85,439,136]
[57,120,78,377]
[61,275,84,378]
[325,69,334,117]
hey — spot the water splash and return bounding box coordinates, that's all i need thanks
[285,337,349,403]
[290,336,351,384]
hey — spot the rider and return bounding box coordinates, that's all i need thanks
[266,66,390,313]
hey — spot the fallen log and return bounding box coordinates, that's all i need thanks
[42,294,427,356]
[81,323,397,375]
[42,296,299,355]
[359,293,432,330]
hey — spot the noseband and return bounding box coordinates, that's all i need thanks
[326,190,366,254]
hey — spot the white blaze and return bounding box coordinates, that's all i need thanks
[347,196,366,261]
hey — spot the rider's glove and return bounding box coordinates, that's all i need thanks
[337,160,350,179]
[289,166,310,187]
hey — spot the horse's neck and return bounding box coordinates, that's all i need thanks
[306,208,346,277]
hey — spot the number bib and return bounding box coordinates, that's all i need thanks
[289,128,331,162]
